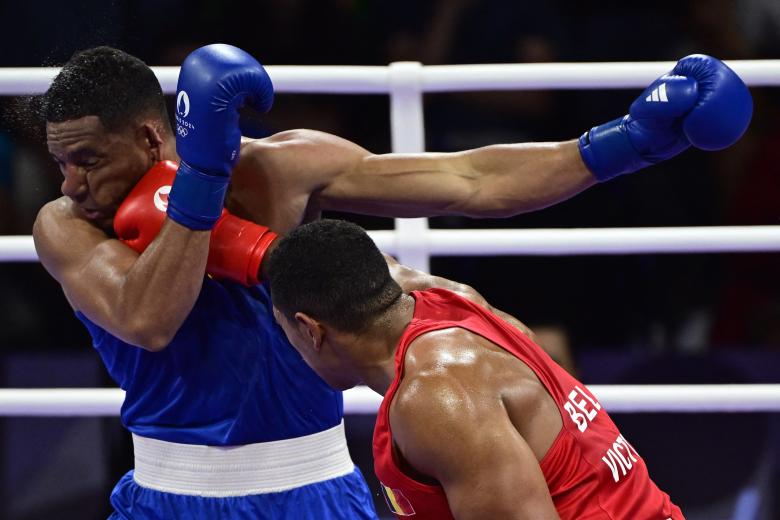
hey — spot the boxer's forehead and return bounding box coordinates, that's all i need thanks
[46,116,107,156]
[46,115,135,163]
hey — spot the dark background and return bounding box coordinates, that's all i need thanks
[1,0,779,518]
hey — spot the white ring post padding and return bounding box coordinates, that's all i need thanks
[0,385,778,416]
[7,226,780,262]
[2,60,779,95]
[389,61,430,272]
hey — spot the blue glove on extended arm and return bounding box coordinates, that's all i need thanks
[167,44,274,230]
[578,54,753,182]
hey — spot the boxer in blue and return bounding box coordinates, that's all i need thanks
[33,44,751,519]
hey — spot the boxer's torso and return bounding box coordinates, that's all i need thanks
[78,279,343,445]
[373,288,683,519]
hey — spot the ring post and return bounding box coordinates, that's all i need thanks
[389,61,430,272]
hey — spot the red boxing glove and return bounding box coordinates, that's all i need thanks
[114,161,277,286]
[208,214,277,286]
[114,161,176,253]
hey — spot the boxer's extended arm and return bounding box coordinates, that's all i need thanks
[390,363,560,520]
[33,199,209,351]
[383,253,536,340]
[247,130,592,219]
[322,138,592,217]
[243,55,750,221]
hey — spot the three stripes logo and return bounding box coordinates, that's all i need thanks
[645,82,669,103]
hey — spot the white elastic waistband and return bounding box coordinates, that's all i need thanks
[132,421,355,497]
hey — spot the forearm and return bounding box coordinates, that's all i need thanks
[117,220,209,349]
[320,140,595,219]
[458,140,595,217]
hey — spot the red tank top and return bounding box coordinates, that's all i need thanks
[373,288,684,519]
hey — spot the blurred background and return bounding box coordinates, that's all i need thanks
[0,0,779,518]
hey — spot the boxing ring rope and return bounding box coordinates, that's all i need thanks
[1,60,779,95]
[1,385,779,416]
[2,59,780,415]
[5,226,780,262]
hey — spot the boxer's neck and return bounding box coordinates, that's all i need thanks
[341,294,415,395]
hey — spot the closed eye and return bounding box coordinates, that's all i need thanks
[77,159,100,169]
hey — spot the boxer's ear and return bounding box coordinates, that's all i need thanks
[295,312,324,352]
[136,120,166,164]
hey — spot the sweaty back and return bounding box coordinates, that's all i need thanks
[373,288,684,520]
[77,279,343,444]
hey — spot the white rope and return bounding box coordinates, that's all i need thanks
[344,385,780,414]
[368,226,780,256]
[0,385,777,416]
[1,60,778,95]
[0,236,36,261]
[421,60,780,91]
[5,226,780,262]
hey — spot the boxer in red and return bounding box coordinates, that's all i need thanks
[267,219,685,520]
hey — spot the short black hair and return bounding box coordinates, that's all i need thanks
[42,46,168,131]
[268,219,402,332]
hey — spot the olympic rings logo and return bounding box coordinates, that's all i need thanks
[177,125,188,137]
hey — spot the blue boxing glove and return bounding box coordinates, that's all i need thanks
[578,54,752,182]
[167,44,274,230]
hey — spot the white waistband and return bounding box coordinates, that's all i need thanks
[132,421,355,497]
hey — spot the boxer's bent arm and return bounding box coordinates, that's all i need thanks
[383,253,536,340]
[33,200,209,351]
[313,134,595,218]
[390,369,560,520]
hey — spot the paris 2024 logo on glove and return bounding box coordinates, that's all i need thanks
[176,90,194,137]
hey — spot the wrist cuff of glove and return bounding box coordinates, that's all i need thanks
[578,116,649,182]
[246,229,278,286]
[208,214,278,286]
[167,161,229,230]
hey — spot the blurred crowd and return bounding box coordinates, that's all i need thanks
[1,0,779,356]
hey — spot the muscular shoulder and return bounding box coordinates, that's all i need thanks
[259,128,362,149]
[405,328,485,372]
[390,360,475,461]
[394,328,492,420]
[390,330,505,476]
[240,129,371,187]
[33,197,77,251]
[33,197,111,283]
[399,328,545,419]
[35,196,73,226]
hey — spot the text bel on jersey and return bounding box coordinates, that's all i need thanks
[563,386,642,483]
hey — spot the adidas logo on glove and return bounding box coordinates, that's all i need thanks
[645,83,668,103]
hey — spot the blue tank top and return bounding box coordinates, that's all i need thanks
[76,278,343,445]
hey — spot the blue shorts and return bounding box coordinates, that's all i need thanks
[107,467,378,520]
